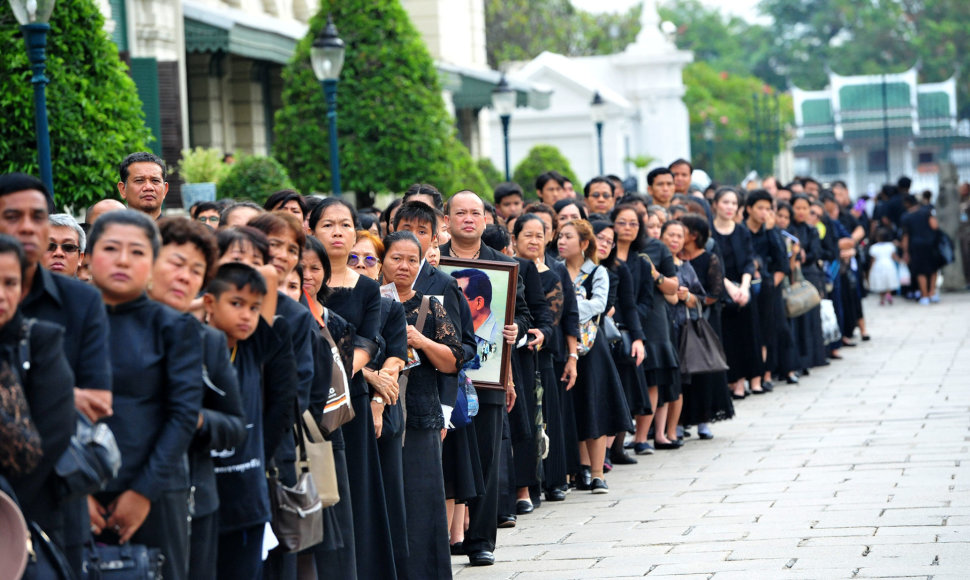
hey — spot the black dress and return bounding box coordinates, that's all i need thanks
[786,221,828,369]
[610,263,650,417]
[901,206,938,276]
[622,242,679,400]
[538,265,568,492]
[712,223,765,383]
[371,297,409,578]
[400,293,463,580]
[682,252,735,425]
[570,262,634,440]
[324,276,397,580]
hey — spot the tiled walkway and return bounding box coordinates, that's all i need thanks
[452,293,970,579]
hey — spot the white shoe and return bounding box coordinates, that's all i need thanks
[919,297,930,305]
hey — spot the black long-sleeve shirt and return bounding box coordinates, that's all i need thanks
[104,295,203,502]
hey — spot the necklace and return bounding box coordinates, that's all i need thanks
[449,245,481,260]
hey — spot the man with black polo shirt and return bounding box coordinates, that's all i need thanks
[0,173,113,574]
[441,190,536,566]
[117,152,169,220]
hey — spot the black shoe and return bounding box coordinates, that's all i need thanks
[698,431,714,440]
[590,477,609,494]
[731,392,746,400]
[841,338,857,347]
[762,381,774,392]
[497,515,516,528]
[545,488,566,502]
[861,335,871,341]
[750,388,766,395]
[468,550,495,566]
[515,500,534,515]
[654,440,683,450]
[450,542,464,556]
[610,450,638,465]
[786,374,799,385]
[576,466,592,490]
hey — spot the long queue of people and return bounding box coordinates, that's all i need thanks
[0,152,890,580]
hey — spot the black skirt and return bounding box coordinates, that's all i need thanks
[342,392,397,579]
[403,429,452,579]
[614,355,651,416]
[539,352,567,490]
[680,371,735,425]
[376,409,408,576]
[572,330,634,440]
[442,421,484,503]
[721,302,766,382]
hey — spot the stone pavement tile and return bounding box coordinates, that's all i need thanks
[727,543,869,562]
[876,507,950,526]
[593,552,732,574]
[452,557,598,578]
[667,538,798,555]
[744,525,877,540]
[539,543,671,560]
[711,569,857,580]
[514,574,650,580]
[702,501,776,518]
[648,558,792,576]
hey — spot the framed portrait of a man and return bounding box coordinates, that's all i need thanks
[437,257,518,390]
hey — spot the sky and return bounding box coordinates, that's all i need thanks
[570,0,765,23]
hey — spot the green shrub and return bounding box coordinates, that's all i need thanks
[177,147,230,184]
[218,155,295,206]
[512,144,580,200]
[0,1,152,210]
[275,0,487,207]
[477,157,505,189]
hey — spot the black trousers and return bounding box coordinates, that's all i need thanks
[464,401,504,554]
[189,511,218,580]
[218,524,264,580]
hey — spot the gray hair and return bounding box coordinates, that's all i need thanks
[49,213,87,252]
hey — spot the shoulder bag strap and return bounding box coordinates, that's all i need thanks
[398,296,431,445]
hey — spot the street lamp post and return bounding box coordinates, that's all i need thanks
[590,91,607,175]
[492,75,515,181]
[10,0,57,205]
[310,15,346,196]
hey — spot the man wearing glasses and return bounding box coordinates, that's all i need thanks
[44,213,85,278]
[584,177,616,216]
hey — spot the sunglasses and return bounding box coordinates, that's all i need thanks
[48,242,81,253]
[347,254,379,268]
[197,216,220,224]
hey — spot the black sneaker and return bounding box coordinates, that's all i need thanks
[590,478,609,494]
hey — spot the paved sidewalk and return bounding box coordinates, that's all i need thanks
[452,293,970,579]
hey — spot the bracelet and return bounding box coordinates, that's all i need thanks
[372,396,385,405]
[568,353,579,360]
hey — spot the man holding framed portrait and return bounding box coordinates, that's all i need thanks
[441,190,534,567]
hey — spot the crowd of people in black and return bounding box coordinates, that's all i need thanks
[0,152,953,580]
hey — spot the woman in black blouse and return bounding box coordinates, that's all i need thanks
[88,211,203,580]
[382,231,463,579]
[678,216,735,436]
[711,188,766,399]
[592,220,646,465]
[310,198,396,579]
[786,196,828,370]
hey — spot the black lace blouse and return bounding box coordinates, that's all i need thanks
[401,293,463,430]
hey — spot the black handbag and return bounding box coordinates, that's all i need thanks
[611,328,636,364]
[80,541,164,580]
[55,413,122,500]
[677,306,729,376]
[600,314,621,344]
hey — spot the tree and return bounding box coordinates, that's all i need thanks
[217,155,294,206]
[512,145,580,200]
[0,1,152,209]
[485,0,641,68]
[681,63,793,185]
[274,0,490,206]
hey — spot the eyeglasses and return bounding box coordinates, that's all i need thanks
[348,254,379,268]
[589,192,611,199]
[47,242,80,253]
[197,216,220,224]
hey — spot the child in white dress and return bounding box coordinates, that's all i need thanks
[868,229,900,305]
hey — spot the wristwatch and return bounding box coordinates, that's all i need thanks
[568,353,579,360]
[371,396,385,405]
[655,274,665,286]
